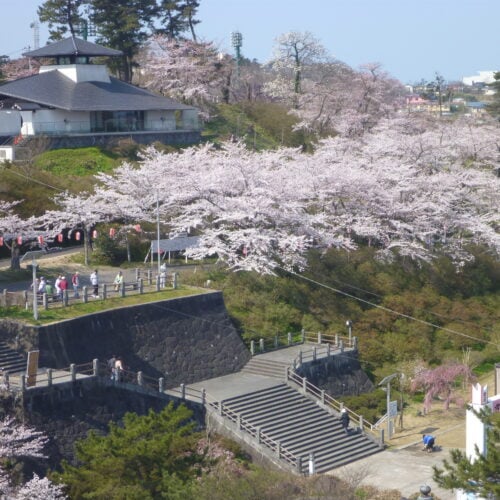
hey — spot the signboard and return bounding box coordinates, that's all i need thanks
[389,400,398,417]
[26,350,39,387]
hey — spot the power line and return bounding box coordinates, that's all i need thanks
[279,267,498,348]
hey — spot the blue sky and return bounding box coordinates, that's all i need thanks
[2,0,499,84]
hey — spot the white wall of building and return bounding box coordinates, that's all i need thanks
[39,64,110,83]
[21,109,90,135]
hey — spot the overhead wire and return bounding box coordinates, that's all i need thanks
[278,267,498,348]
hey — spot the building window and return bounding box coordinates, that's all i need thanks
[90,111,144,132]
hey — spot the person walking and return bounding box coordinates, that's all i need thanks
[59,276,69,301]
[90,270,99,298]
[114,356,124,382]
[71,272,80,298]
[38,277,47,294]
[54,275,62,300]
[113,271,123,292]
[340,408,350,435]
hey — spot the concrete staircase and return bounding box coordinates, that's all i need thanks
[221,383,382,473]
[0,341,26,373]
[240,357,290,380]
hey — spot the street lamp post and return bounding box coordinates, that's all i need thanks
[346,320,352,344]
[379,373,399,440]
[156,191,161,279]
[31,255,38,320]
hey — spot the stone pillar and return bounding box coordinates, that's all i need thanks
[120,282,125,297]
[335,333,339,346]
[201,389,206,405]
[250,340,255,355]
[63,290,69,306]
[301,328,305,342]
[219,401,223,416]
[340,340,344,353]
[327,343,331,357]
[83,286,88,303]
[70,363,76,382]
[172,272,179,289]
[47,368,53,387]
[321,390,325,405]
[302,376,307,393]
[139,278,144,294]
[42,293,48,310]
[259,338,264,352]
[159,377,165,393]
[147,269,152,285]
[276,441,281,458]
[135,268,140,281]
[285,367,289,382]
[2,372,9,390]
[359,415,364,433]
[287,332,292,345]
[156,276,160,292]
[417,485,433,500]
[317,331,322,344]
[180,383,185,399]
[296,455,302,474]
[309,453,316,475]
[313,347,317,361]
[138,371,144,386]
[21,375,26,391]
[298,351,303,366]
[379,429,384,446]
[2,289,6,306]
[103,284,107,300]
[237,414,242,430]
[93,358,99,376]
[256,426,261,444]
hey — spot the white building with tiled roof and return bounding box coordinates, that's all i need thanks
[0,36,200,161]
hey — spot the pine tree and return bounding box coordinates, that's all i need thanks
[486,71,500,118]
[51,403,203,498]
[37,0,87,39]
[433,408,500,498]
[90,0,158,82]
[180,0,200,41]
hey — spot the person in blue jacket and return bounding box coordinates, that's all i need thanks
[422,434,435,452]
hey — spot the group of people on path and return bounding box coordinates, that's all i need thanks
[30,269,128,301]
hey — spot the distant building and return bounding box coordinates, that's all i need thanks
[462,71,496,87]
[0,36,200,162]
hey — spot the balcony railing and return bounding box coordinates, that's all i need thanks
[25,118,199,136]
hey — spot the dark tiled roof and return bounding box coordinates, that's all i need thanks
[0,71,194,111]
[23,37,122,58]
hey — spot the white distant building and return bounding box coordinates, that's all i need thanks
[462,71,496,86]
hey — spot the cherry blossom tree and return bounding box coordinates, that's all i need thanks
[11,473,66,500]
[0,201,40,270]
[47,114,498,274]
[0,416,57,498]
[139,35,232,118]
[0,57,39,82]
[39,192,113,265]
[410,363,474,412]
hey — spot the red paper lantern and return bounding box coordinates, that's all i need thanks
[16,236,22,245]
[0,237,3,246]
[92,230,98,238]
[38,235,44,245]
[109,228,116,238]
[57,234,63,243]
[134,224,142,232]
[75,232,81,241]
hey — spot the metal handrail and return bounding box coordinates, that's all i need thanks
[286,368,377,437]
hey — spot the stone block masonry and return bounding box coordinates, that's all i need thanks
[0,292,251,388]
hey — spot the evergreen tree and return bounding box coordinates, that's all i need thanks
[158,0,187,39]
[51,403,203,499]
[433,408,500,498]
[37,0,87,39]
[486,71,500,118]
[90,0,158,82]
[180,0,200,41]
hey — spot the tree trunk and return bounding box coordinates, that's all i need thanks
[10,244,20,270]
